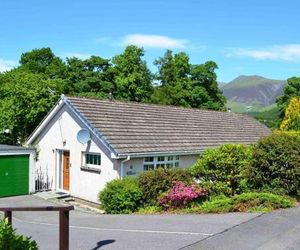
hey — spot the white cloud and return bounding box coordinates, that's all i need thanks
[0,59,17,72]
[95,37,112,44]
[63,53,91,60]
[121,34,188,49]
[226,44,300,62]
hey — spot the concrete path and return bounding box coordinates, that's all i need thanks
[0,195,260,250]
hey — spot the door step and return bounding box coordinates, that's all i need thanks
[34,191,70,200]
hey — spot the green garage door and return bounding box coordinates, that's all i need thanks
[0,154,29,197]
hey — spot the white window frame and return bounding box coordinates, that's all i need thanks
[143,155,180,171]
[81,152,102,173]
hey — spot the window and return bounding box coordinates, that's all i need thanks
[81,152,101,174]
[84,153,101,166]
[143,155,179,171]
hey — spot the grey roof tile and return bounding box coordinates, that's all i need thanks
[67,96,271,155]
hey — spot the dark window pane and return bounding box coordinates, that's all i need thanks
[157,156,165,162]
[167,156,173,161]
[145,157,154,162]
[86,154,90,164]
[156,163,165,168]
[166,163,173,168]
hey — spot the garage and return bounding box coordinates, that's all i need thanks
[0,144,35,197]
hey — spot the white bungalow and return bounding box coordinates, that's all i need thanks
[27,95,270,203]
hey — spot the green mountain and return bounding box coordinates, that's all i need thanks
[222,75,286,113]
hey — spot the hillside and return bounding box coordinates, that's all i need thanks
[222,75,286,112]
[248,106,281,128]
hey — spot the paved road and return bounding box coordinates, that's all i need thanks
[0,195,300,250]
[0,195,259,250]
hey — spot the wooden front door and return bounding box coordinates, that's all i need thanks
[63,151,70,191]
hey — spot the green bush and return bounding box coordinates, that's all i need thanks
[194,192,295,213]
[248,132,300,197]
[190,144,252,196]
[138,168,192,205]
[99,178,142,214]
[0,219,38,250]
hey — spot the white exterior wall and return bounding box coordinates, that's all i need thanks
[124,154,200,177]
[123,158,144,176]
[179,154,200,168]
[29,152,36,193]
[33,105,120,203]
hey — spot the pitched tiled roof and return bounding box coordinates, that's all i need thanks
[67,96,271,156]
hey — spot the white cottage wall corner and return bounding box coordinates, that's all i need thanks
[32,104,120,203]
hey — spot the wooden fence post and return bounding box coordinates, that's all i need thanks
[59,210,70,250]
[4,210,12,225]
[0,206,73,250]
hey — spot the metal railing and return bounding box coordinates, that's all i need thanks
[35,167,53,192]
[0,205,74,250]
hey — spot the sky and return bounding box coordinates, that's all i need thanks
[1,0,300,82]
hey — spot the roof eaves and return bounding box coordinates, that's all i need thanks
[0,144,35,156]
[0,144,35,152]
[116,149,206,158]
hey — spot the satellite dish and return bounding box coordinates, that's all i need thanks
[77,129,91,144]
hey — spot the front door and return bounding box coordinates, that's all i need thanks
[63,151,70,191]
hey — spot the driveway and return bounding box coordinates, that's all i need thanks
[0,195,299,250]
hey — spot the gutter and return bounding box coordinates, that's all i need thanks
[116,149,205,159]
[120,155,130,179]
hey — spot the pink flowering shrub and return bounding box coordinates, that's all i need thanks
[159,181,207,209]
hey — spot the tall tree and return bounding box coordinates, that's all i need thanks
[66,56,114,98]
[0,48,70,144]
[152,50,191,106]
[190,61,226,110]
[280,97,300,131]
[152,50,226,110]
[112,45,153,102]
[20,47,67,77]
[277,76,300,118]
[0,69,61,144]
